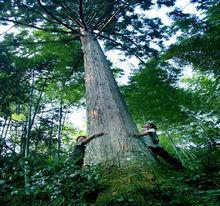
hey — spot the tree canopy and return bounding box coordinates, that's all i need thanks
[0,0,177,60]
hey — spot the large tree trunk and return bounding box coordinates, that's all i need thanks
[80,29,153,166]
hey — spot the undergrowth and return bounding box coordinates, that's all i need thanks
[0,149,220,206]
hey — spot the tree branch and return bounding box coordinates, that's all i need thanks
[10,36,80,46]
[91,0,120,31]
[19,2,63,28]
[107,30,146,52]
[4,142,17,155]
[95,0,130,38]
[99,33,144,64]
[0,18,73,34]
[84,0,97,22]
[37,0,79,34]
[53,0,84,28]
[78,0,87,29]
[0,25,16,36]
[86,0,107,26]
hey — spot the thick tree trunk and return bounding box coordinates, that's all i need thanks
[80,29,153,165]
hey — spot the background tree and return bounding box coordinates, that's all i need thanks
[0,0,178,165]
[122,0,220,167]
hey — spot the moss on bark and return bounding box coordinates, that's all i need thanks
[84,165,156,206]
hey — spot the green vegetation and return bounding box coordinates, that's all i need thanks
[0,0,220,205]
[1,151,220,205]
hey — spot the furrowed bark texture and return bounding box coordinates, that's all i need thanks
[80,29,153,165]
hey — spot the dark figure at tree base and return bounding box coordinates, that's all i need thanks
[134,123,184,171]
[70,132,104,167]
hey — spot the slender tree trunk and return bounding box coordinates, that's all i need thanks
[57,86,64,157]
[49,123,54,157]
[20,123,26,155]
[24,73,35,194]
[0,117,8,155]
[0,117,9,154]
[3,117,11,143]
[25,74,35,158]
[80,29,153,166]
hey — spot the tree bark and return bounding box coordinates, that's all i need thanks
[0,117,7,154]
[24,72,35,194]
[80,29,153,166]
[25,73,35,158]
[57,86,64,157]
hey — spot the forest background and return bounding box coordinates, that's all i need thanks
[0,0,219,205]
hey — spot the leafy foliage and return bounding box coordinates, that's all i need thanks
[123,58,185,125]
[0,0,178,60]
[0,0,220,205]
[166,1,220,76]
[0,155,102,206]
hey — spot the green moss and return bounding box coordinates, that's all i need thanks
[91,165,155,206]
